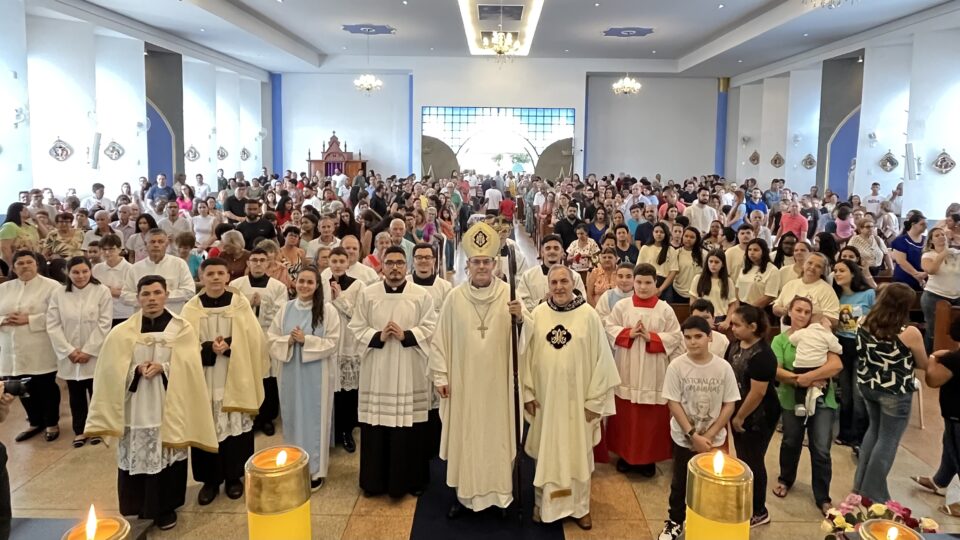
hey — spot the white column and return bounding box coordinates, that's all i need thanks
[182,58,217,183]
[95,35,147,193]
[854,44,911,200]
[784,67,822,193]
[759,77,789,183]
[0,0,31,202]
[239,77,262,176]
[216,70,240,177]
[905,30,960,219]
[735,83,763,182]
[26,16,96,198]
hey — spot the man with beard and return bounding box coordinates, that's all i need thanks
[236,199,277,251]
[429,222,529,519]
[349,247,437,497]
[683,187,719,235]
[554,204,582,249]
[517,234,585,311]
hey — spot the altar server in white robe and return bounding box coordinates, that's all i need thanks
[349,246,437,497]
[603,263,684,477]
[429,222,530,519]
[121,229,196,314]
[181,258,265,505]
[594,263,636,322]
[92,234,136,326]
[517,234,585,312]
[231,247,288,436]
[85,275,218,531]
[523,265,620,529]
[267,265,340,490]
[407,242,452,458]
[325,247,364,453]
[0,251,63,443]
[46,256,112,447]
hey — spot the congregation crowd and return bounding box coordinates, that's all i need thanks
[0,165,958,539]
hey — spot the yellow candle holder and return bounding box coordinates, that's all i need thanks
[245,445,312,540]
[860,519,925,540]
[62,505,130,540]
[685,450,753,540]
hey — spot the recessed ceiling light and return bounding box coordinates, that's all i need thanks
[594,2,600,6]
[402,0,408,4]
[651,50,656,54]
[803,32,809,37]
[430,47,434,51]
[718,3,725,8]
[342,46,347,50]
[564,49,569,52]
[200,28,205,32]
[737,59,743,63]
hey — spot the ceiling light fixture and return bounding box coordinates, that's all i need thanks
[200,28,205,32]
[612,74,641,96]
[651,50,656,54]
[803,33,809,37]
[354,33,383,95]
[482,0,521,63]
[594,2,600,6]
[402,0,408,4]
[803,0,857,9]
[857,55,863,63]
[737,59,743,63]
[718,3,725,8]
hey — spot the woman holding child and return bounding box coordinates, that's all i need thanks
[771,296,843,515]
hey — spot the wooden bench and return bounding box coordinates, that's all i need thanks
[934,301,960,351]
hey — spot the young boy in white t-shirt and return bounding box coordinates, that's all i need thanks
[789,320,843,417]
[658,316,741,540]
[689,299,730,358]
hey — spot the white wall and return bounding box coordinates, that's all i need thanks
[26,17,97,197]
[94,35,147,187]
[0,0,31,204]
[735,84,763,181]
[585,76,717,181]
[239,77,263,174]
[759,77,789,182]
[724,86,740,181]
[281,72,410,176]
[904,29,960,219]
[182,59,217,184]
[784,67,822,192]
[215,70,241,176]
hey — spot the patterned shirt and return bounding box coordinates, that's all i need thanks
[856,327,916,395]
[41,229,84,259]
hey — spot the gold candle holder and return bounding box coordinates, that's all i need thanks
[860,519,924,540]
[245,445,312,540]
[62,505,130,540]
[685,450,753,540]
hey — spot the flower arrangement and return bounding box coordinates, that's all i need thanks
[821,494,938,539]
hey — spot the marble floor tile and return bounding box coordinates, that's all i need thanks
[564,518,652,540]
[340,514,413,540]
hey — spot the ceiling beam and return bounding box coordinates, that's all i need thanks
[31,0,270,80]
[185,0,325,67]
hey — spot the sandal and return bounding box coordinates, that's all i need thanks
[44,428,60,442]
[72,437,87,448]
[772,483,790,498]
[88,436,103,446]
[910,476,946,496]
[939,503,960,516]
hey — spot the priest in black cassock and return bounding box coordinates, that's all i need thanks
[348,246,437,497]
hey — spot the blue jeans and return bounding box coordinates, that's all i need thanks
[444,236,455,272]
[854,386,913,502]
[920,290,960,352]
[933,420,960,488]
[779,406,835,507]
[837,336,868,444]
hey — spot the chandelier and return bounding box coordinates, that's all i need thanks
[803,0,856,9]
[354,33,383,95]
[483,31,520,57]
[612,75,642,95]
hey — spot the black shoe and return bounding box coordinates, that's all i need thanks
[410,488,424,497]
[342,432,356,453]
[637,463,657,478]
[262,421,275,436]
[310,478,324,492]
[155,511,177,530]
[225,480,244,499]
[197,483,219,505]
[616,458,632,473]
[15,426,43,442]
[447,501,465,520]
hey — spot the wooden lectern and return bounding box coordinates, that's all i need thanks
[306,131,367,178]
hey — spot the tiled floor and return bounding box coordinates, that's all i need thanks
[6,228,959,539]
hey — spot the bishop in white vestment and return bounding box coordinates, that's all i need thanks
[523,266,619,528]
[429,223,530,518]
[230,249,289,436]
[349,247,437,497]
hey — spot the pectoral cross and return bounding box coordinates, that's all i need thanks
[477,322,488,338]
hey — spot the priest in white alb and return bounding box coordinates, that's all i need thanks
[517,233,585,311]
[429,222,529,519]
[522,265,619,530]
[349,246,437,498]
[603,263,683,477]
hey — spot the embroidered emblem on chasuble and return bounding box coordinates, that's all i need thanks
[547,325,572,350]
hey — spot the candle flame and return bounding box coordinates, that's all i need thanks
[712,451,724,476]
[887,526,899,540]
[276,450,288,467]
[85,504,97,540]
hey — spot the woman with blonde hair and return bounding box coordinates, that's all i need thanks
[219,230,249,280]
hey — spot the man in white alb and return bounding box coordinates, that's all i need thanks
[122,229,196,314]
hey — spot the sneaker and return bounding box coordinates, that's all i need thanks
[658,520,682,540]
[310,478,324,492]
[794,404,808,417]
[155,511,177,530]
[750,511,771,528]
